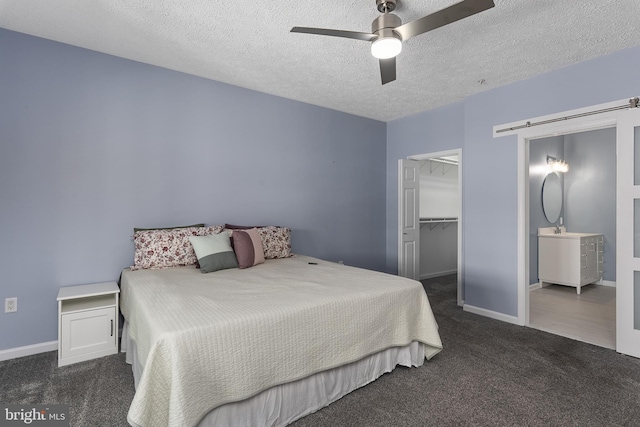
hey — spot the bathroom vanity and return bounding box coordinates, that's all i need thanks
[538,227,603,294]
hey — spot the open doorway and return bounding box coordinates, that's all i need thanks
[527,128,616,349]
[494,96,640,359]
[398,149,463,306]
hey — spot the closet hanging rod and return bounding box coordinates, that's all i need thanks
[427,158,458,166]
[495,97,639,134]
[420,218,458,230]
[419,218,458,223]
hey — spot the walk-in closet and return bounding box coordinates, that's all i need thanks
[418,156,459,280]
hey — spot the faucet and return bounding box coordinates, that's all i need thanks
[555,224,561,234]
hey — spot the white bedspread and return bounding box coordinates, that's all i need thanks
[120,256,442,427]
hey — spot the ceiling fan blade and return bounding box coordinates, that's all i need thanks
[291,27,376,42]
[380,57,396,85]
[394,0,495,41]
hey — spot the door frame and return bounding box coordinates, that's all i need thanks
[493,98,632,328]
[398,148,464,306]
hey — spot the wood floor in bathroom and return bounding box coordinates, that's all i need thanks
[529,283,616,349]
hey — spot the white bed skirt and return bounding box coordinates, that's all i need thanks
[122,321,426,427]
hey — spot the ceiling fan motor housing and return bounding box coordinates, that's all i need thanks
[371,13,402,40]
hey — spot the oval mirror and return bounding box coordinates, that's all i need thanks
[542,173,562,223]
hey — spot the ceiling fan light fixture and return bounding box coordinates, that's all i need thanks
[371,33,402,59]
[291,0,496,84]
[370,14,402,59]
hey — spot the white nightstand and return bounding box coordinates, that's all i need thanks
[57,282,120,367]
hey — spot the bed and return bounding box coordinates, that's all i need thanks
[120,254,442,427]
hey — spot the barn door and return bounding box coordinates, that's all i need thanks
[616,107,640,358]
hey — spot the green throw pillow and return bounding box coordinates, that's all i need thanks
[188,233,238,273]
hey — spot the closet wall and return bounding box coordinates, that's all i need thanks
[419,159,458,279]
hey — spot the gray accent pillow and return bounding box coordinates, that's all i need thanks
[189,233,238,273]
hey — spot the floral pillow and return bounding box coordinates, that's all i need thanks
[133,223,205,233]
[131,225,224,270]
[256,226,293,259]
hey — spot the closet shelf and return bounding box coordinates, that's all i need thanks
[419,218,458,230]
[419,218,458,223]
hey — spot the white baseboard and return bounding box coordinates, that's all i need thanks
[529,282,542,290]
[600,280,616,288]
[0,341,58,362]
[463,304,521,325]
[420,269,457,280]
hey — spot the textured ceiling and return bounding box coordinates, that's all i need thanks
[1,0,639,122]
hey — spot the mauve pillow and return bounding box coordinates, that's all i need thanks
[232,228,265,269]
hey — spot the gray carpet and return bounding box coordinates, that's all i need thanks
[2,275,640,426]
[0,349,133,425]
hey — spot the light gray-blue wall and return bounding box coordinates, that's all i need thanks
[529,136,564,285]
[0,29,387,351]
[564,128,617,281]
[387,44,640,317]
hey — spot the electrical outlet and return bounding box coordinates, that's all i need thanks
[5,297,17,313]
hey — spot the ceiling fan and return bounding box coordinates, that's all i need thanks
[291,0,495,85]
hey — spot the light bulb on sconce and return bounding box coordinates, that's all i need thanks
[551,160,569,173]
[547,156,569,174]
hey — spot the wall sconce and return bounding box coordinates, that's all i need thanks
[547,156,569,173]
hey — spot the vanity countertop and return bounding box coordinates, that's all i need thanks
[538,227,602,238]
[538,232,602,239]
